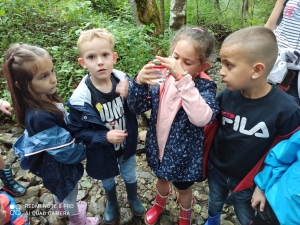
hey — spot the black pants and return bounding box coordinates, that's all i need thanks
[251,200,280,225]
[157,176,194,190]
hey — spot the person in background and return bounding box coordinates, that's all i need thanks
[0,99,26,197]
[265,0,300,104]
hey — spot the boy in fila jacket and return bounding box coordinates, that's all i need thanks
[205,26,300,225]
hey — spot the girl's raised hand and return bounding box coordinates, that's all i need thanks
[136,63,162,85]
[155,56,185,79]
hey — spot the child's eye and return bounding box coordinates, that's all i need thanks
[185,62,192,66]
[103,53,109,57]
[41,74,48,79]
[88,55,95,59]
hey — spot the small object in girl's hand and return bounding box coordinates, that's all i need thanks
[124,129,127,133]
[152,61,162,66]
[151,61,166,83]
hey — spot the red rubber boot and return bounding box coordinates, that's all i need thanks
[178,197,195,225]
[144,187,171,225]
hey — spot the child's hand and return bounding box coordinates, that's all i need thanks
[0,100,12,116]
[155,56,185,79]
[106,130,128,144]
[116,78,129,98]
[251,187,266,211]
[136,63,162,85]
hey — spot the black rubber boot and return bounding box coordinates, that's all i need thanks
[125,182,145,216]
[104,184,118,224]
[0,164,27,197]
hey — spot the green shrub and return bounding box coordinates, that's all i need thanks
[0,0,169,103]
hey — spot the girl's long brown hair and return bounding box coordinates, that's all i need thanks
[3,43,63,128]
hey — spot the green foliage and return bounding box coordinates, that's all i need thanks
[184,0,274,45]
[0,0,168,104]
[0,0,276,106]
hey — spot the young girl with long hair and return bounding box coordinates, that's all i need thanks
[3,43,98,225]
[127,26,219,225]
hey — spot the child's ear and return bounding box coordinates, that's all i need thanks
[113,52,118,64]
[252,62,265,79]
[78,58,86,69]
[200,62,210,72]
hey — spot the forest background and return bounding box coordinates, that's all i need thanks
[0,0,275,109]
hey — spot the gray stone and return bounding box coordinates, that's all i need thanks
[6,148,17,164]
[143,110,151,121]
[0,133,17,145]
[137,171,155,179]
[39,193,54,205]
[119,207,133,225]
[77,189,88,200]
[138,130,147,142]
[89,201,105,215]
[47,215,65,225]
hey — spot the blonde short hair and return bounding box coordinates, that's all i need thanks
[77,28,114,56]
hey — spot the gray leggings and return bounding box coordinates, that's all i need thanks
[54,183,78,215]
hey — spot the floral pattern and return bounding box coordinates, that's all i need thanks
[127,76,219,182]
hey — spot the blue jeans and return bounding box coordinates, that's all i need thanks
[207,162,255,225]
[101,155,137,191]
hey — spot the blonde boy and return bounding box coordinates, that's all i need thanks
[66,28,144,224]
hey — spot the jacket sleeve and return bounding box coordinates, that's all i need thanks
[14,126,86,167]
[175,75,219,126]
[46,140,86,164]
[66,107,110,150]
[127,77,154,115]
[254,130,300,191]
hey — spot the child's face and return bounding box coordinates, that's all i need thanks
[171,40,207,78]
[219,44,254,91]
[31,55,57,99]
[78,37,118,82]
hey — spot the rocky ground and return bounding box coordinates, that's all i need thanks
[0,55,241,225]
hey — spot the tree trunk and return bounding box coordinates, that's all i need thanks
[160,0,164,32]
[134,0,163,36]
[214,0,221,11]
[169,0,187,31]
[241,0,249,25]
[129,0,143,26]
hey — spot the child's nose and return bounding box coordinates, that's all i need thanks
[219,67,226,76]
[51,73,57,83]
[97,57,104,65]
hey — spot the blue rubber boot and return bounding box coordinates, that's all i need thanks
[0,164,27,197]
[125,182,145,216]
[104,184,118,224]
[205,213,221,225]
